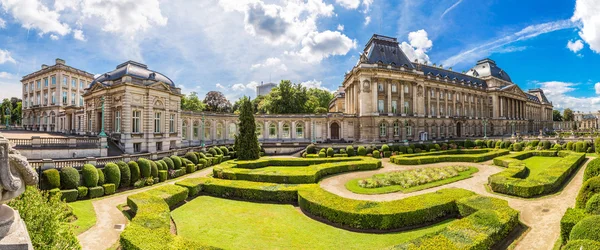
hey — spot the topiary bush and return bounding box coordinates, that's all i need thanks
[576,176,600,208]
[318,152,326,158]
[103,184,116,195]
[162,157,175,170]
[104,163,121,189]
[77,186,88,199]
[372,150,381,158]
[220,146,230,156]
[137,158,152,178]
[59,189,78,202]
[513,143,522,151]
[60,167,80,190]
[128,161,140,184]
[150,162,159,178]
[595,137,600,154]
[82,164,99,188]
[381,144,390,152]
[117,161,131,187]
[97,168,105,185]
[346,146,355,157]
[170,156,183,169]
[585,158,600,182]
[576,141,585,153]
[306,144,317,154]
[42,169,60,190]
[214,147,223,155]
[357,146,366,156]
[542,141,551,150]
[563,240,600,250]
[158,170,168,182]
[586,194,600,214]
[184,152,198,164]
[567,141,574,151]
[326,148,334,157]
[464,139,474,148]
[133,179,145,189]
[208,148,217,156]
[88,186,104,199]
[569,215,600,242]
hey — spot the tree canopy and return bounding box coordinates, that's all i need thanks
[553,110,563,121]
[181,92,205,112]
[203,91,232,113]
[253,80,333,114]
[234,96,260,160]
[563,108,574,121]
[0,97,21,125]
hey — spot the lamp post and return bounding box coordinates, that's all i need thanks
[4,107,10,129]
[312,120,315,144]
[482,118,488,139]
[98,96,107,137]
[201,113,205,147]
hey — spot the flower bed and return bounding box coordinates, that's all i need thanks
[489,151,585,198]
[389,149,509,165]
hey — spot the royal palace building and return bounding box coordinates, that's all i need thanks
[21,34,554,154]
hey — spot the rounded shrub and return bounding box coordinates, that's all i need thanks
[595,137,600,154]
[576,176,600,208]
[117,161,131,187]
[434,144,441,151]
[208,148,217,156]
[567,141,574,151]
[220,146,229,156]
[381,144,390,152]
[576,141,585,153]
[306,144,317,154]
[407,148,414,154]
[318,152,326,158]
[486,140,494,148]
[184,152,198,164]
[137,158,152,178]
[366,146,374,155]
[97,168,105,185]
[150,161,158,178]
[170,156,183,169]
[542,140,551,149]
[42,169,60,190]
[570,215,600,242]
[162,157,175,170]
[214,147,223,155]
[513,143,522,151]
[81,164,99,188]
[563,240,600,250]
[508,144,514,151]
[474,140,484,147]
[156,160,166,170]
[103,163,121,188]
[495,141,502,148]
[398,146,407,154]
[326,147,334,157]
[128,161,140,184]
[60,167,80,189]
[346,146,355,157]
[585,158,600,182]
[357,146,366,156]
[372,150,381,158]
[464,139,474,148]
[586,194,600,214]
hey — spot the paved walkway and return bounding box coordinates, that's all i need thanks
[77,167,215,250]
[319,158,591,250]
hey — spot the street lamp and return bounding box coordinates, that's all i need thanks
[482,118,488,139]
[98,96,107,137]
[312,121,315,144]
[201,113,205,147]
[4,106,11,129]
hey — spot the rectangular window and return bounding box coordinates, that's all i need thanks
[169,114,175,133]
[71,93,75,105]
[154,112,161,133]
[133,143,141,153]
[51,76,56,85]
[62,91,67,104]
[431,106,436,116]
[72,78,77,88]
[63,76,68,86]
[391,84,397,93]
[36,94,40,105]
[456,94,460,101]
[404,85,409,93]
[79,96,83,106]
[439,91,443,99]
[44,93,48,105]
[378,100,384,113]
[448,92,452,99]
[408,126,413,136]
[132,111,141,133]
[24,84,27,92]
[430,89,434,97]
[44,78,48,87]
[378,84,384,92]
[156,142,162,151]
[51,92,56,104]
[80,80,84,89]
[37,80,41,89]
[29,83,33,91]
[404,101,409,114]
[115,111,121,133]
[392,101,397,113]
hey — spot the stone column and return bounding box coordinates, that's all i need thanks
[453,91,457,116]
[387,82,392,114]
[373,80,378,114]
[444,89,448,117]
[436,88,440,118]
[427,87,431,117]
[413,84,418,116]
[400,82,405,115]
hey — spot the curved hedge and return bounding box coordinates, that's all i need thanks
[104,163,121,188]
[570,215,600,242]
[576,176,600,208]
[42,169,60,190]
[60,167,80,189]
[82,164,99,187]
[128,161,140,184]
[97,168,105,185]
[184,152,198,164]
[118,161,131,187]
[137,158,152,178]
[171,156,183,170]
[563,240,600,250]
[150,161,159,178]
[585,194,600,214]
[162,157,175,170]
[584,158,600,182]
[213,157,381,184]
[390,149,509,165]
[489,151,585,198]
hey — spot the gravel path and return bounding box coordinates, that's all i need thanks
[319,158,592,250]
[77,167,214,250]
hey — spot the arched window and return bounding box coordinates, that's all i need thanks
[256,123,263,137]
[431,124,436,138]
[296,123,304,138]
[282,123,291,138]
[204,122,211,140]
[216,123,224,139]
[269,123,277,138]
[182,121,188,140]
[379,123,387,136]
[440,124,445,137]
[393,121,399,136]
[193,122,199,140]
[407,123,413,136]
[228,123,236,139]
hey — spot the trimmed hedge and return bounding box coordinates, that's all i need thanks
[576,176,600,209]
[372,150,381,158]
[584,158,600,182]
[97,168,105,185]
[184,152,198,164]
[137,158,152,178]
[585,194,600,214]
[357,146,366,156]
[162,157,175,170]
[59,189,78,202]
[346,146,355,157]
[564,240,600,250]
[171,156,183,169]
[158,170,167,182]
[77,186,88,199]
[198,178,307,203]
[213,157,381,184]
[489,151,585,198]
[82,164,99,187]
[185,164,196,174]
[561,208,588,244]
[390,149,509,165]
[60,167,80,190]
[128,161,141,184]
[104,163,121,189]
[570,215,600,242]
[333,154,348,157]
[88,186,104,199]
[150,162,159,178]
[103,184,116,195]
[42,169,60,190]
[118,161,131,187]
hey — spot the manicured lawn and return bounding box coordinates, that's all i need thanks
[522,156,562,179]
[172,196,455,249]
[345,167,479,195]
[68,200,96,235]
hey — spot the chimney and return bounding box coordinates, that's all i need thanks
[55,58,65,65]
[449,67,453,71]
[41,64,48,69]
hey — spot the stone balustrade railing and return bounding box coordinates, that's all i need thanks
[8,136,101,149]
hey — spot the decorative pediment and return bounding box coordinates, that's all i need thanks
[501,84,527,98]
[148,81,172,92]
[87,83,105,93]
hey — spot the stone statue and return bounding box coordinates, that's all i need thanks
[0,133,38,247]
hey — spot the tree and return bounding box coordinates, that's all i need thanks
[306,88,334,112]
[553,110,563,121]
[203,91,232,113]
[181,92,205,112]
[235,96,260,160]
[1,98,12,126]
[564,108,574,121]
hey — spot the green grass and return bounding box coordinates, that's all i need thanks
[68,200,96,235]
[345,167,479,195]
[522,156,562,179]
[172,196,455,249]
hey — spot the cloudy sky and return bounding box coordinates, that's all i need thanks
[0,0,599,112]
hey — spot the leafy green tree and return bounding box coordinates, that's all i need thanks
[235,96,260,160]
[563,108,574,121]
[181,92,205,112]
[203,91,232,113]
[553,110,563,121]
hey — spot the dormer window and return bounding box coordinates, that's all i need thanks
[149,72,156,79]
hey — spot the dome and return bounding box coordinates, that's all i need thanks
[90,61,175,88]
[465,58,512,83]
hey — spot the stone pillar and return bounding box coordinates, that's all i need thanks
[400,82,405,115]
[387,82,392,114]
[436,88,440,118]
[413,84,418,116]
[453,91,456,116]
[372,80,378,114]
[427,87,431,116]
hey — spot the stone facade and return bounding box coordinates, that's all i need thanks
[21,59,94,134]
[554,111,600,131]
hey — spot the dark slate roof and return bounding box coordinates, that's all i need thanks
[528,88,549,103]
[465,58,512,83]
[583,114,596,119]
[419,64,487,88]
[90,61,175,88]
[363,34,415,69]
[526,93,540,103]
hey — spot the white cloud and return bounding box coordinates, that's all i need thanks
[0,17,5,28]
[595,82,600,95]
[400,29,433,63]
[0,49,16,64]
[335,0,360,9]
[572,0,600,53]
[0,0,71,36]
[538,81,600,112]
[0,71,16,78]
[337,24,344,31]
[442,20,575,67]
[50,34,59,40]
[216,83,226,89]
[440,0,463,19]
[300,79,330,91]
[567,39,584,53]
[251,57,287,71]
[73,29,86,41]
[288,30,357,63]
[0,71,20,100]
[364,16,371,25]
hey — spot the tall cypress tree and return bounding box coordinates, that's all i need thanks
[235,96,260,160]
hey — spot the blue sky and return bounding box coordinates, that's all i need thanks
[0,0,599,112]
